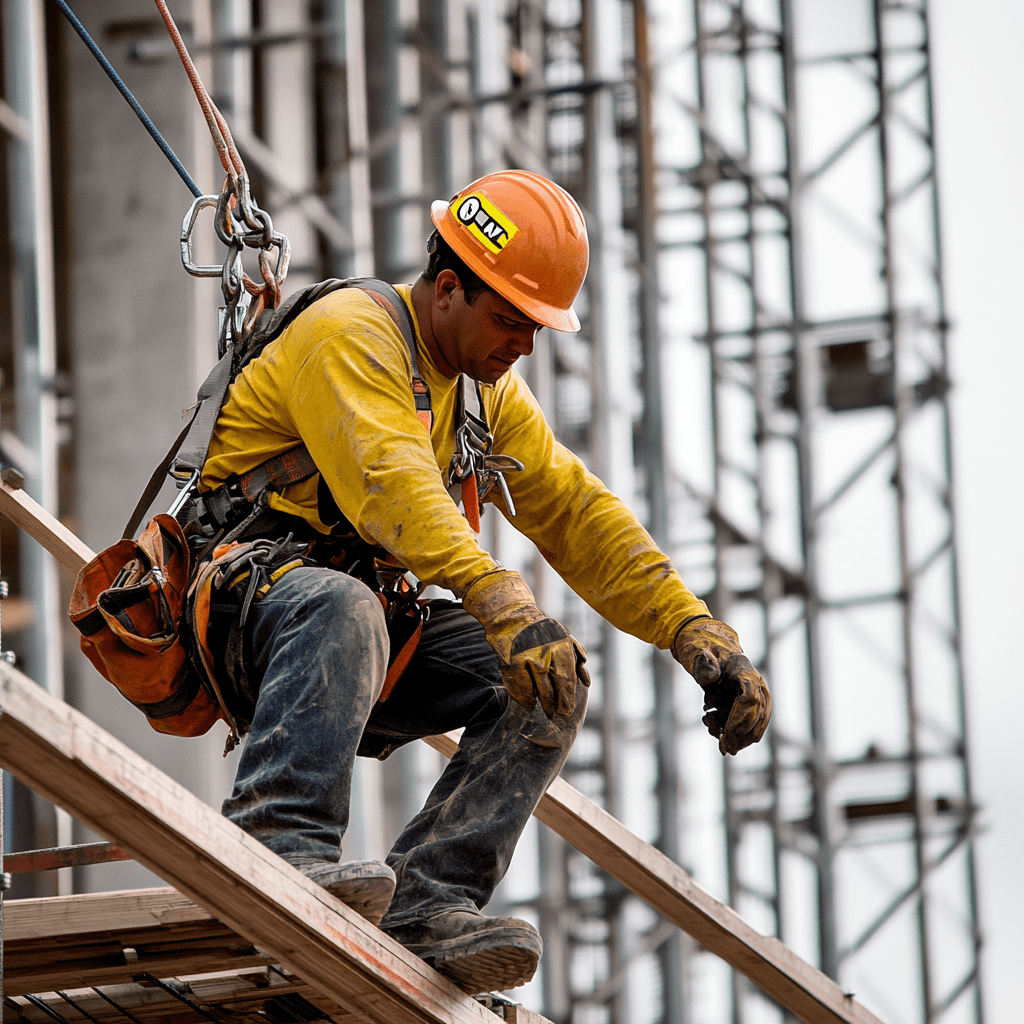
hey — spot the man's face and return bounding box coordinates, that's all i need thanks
[434,272,542,384]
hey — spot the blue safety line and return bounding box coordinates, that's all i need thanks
[49,0,203,198]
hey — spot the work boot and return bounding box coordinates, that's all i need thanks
[382,909,542,994]
[283,857,396,926]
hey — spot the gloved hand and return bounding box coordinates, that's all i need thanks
[672,616,771,755]
[462,569,589,718]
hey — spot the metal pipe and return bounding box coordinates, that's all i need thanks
[581,6,632,1016]
[2,0,68,900]
[871,0,934,1016]
[345,0,375,278]
[365,0,402,281]
[633,2,691,1021]
[779,0,840,981]
[689,2,748,1019]
[920,3,986,1017]
[3,0,62,701]
[735,3,787,1013]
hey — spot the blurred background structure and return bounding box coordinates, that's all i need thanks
[0,1,993,1022]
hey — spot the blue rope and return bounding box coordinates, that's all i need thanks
[50,0,202,198]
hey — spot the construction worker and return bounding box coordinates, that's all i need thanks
[195,169,771,995]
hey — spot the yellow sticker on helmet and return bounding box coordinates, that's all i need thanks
[450,191,519,255]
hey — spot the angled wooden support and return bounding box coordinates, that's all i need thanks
[0,664,526,1024]
[424,735,883,1024]
[0,478,887,1024]
[0,480,93,572]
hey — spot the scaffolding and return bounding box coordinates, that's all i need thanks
[0,2,984,1022]
[656,1,983,1021]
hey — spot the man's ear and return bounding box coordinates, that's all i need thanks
[434,269,461,311]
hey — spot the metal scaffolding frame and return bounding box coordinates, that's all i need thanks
[1,0,72,898]
[657,0,983,1020]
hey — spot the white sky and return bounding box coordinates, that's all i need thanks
[929,1,1023,1019]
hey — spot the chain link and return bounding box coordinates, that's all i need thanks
[180,175,291,356]
[158,0,290,355]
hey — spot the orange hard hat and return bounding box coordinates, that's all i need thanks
[430,169,589,334]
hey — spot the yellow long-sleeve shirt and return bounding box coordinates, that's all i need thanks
[202,284,708,649]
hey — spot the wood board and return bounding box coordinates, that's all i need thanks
[2,889,550,1023]
[4,887,270,995]
[3,964,345,1023]
[424,733,883,1024]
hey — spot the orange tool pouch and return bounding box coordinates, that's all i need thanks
[68,514,223,738]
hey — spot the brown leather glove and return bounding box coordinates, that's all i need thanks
[462,569,589,718]
[672,616,771,755]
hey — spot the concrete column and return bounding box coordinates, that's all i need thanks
[62,0,237,891]
[260,0,317,291]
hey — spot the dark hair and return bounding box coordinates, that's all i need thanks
[421,230,492,304]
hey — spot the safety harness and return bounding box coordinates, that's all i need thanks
[176,278,524,547]
[74,278,523,750]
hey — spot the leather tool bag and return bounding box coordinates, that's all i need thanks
[68,514,224,738]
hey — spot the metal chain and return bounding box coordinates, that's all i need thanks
[158,0,290,353]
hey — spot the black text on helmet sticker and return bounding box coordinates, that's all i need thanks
[451,192,520,255]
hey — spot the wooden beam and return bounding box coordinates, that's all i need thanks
[3,967,554,1024]
[0,664,520,1024]
[3,891,552,1023]
[3,965,332,1024]
[0,477,885,1024]
[423,742,884,1024]
[4,887,209,943]
[0,98,31,144]
[0,480,93,573]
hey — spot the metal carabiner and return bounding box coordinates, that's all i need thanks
[221,245,245,305]
[241,208,275,251]
[479,454,524,517]
[180,195,225,278]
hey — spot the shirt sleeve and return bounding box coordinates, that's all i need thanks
[485,373,709,649]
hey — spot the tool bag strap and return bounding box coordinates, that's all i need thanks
[123,278,426,540]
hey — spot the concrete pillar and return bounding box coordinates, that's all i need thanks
[62,0,237,891]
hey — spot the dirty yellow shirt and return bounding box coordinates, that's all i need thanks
[202,284,708,649]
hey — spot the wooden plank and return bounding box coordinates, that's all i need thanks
[423,733,884,1024]
[4,886,209,941]
[0,480,93,573]
[4,887,272,995]
[0,665,515,1024]
[3,894,548,1023]
[0,475,884,1024]
[3,966,325,1024]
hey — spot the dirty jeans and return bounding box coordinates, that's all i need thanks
[220,566,587,925]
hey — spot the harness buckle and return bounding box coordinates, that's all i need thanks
[447,416,524,519]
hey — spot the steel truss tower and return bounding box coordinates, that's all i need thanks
[656,1,984,1021]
